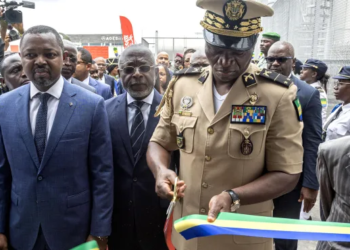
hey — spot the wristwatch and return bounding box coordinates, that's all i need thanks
[225,190,240,212]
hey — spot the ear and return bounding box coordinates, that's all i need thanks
[86,63,92,70]
[312,70,318,78]
[292,58,296,68]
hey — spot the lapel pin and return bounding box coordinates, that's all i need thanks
[69,102,73,107]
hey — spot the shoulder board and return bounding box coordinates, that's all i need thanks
[242,73,257,88]
[315,86,325,93]
[255,69,292,88]
[173,67,203,76]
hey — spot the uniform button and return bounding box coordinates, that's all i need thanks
[200,208,206,214]
[37,175,43,181]
[202,182,208,188]
[207,127,214,134]
[205,155,211,162]
[133,178,137,182]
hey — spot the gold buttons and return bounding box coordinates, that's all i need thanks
[205,155,212,162]
[207,127,214,134]
[202,182,208,188]
[200,208,206,214]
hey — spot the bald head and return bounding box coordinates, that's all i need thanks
[156,51,169,67]
[267,41,296,77]
[119,44,155,67]
[190,50,209,68]
[63,39,77,51]
[94,57,107,78]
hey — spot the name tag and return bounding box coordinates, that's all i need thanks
[231,105,267,125]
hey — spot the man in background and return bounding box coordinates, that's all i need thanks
[156,51,170,68]
[190,50,209,68]
[258,32,280,69]
[89,61,99,80]
[95,56,116,94]
[174,53,183,71]
[183,48,196,68]
[74,49,112,100]
[268,41,322,250]
[61,40,96,93]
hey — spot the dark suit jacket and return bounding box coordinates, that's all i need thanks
[317,136,350,250]
[71,77,97,93]
[89,77,113,100]
[0,81,114,250]
[106,90,168,250]
[104,74,116,94]
[291,75,322,190]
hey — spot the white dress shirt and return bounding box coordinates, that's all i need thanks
[98,75,105,83]
[324,103,350,141]
[82,76,90,85]
[310,81,328,126]
[30,76,64,138]
[67,77,72,83]
[127,90,154,135]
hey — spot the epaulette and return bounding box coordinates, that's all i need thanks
[155,76,179,117]
[255,69,292,88]
[315,86,325,93]
[242,73,257,88]
[173,67,203,76]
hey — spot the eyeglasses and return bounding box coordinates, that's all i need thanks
[265,57,293,64]
[120,65,155,75]
[334,81,350,88]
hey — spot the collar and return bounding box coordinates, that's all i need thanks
[30,76,64,100]
[83,77,90,85]
[342,103,350,112]
[98,75,105,81]
[310,81,322,88]
[67,77,72,83]
[127,89,154,106]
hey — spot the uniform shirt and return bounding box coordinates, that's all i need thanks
[127,90,154,134]
[324,103,350,141]
[310,81,328,125]
[30,76,64,138]
[151,64,303,250]
[257,54,267,69]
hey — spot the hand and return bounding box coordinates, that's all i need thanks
[4,34,10,50]
[0,234,8,250]
[86,235,107,250]
[299,187,318,213]
[155,169,186,200]
[207,192,232,223]
[12,23,24,35]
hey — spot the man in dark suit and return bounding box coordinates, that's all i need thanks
[61,40,96,93]
[267,41,322,250]
[0,25,113,250]
[106,44,168,250]
[95,57,117,95]
[74,49,112,100]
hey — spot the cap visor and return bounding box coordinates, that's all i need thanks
[333,75,350,80]
[203,29,257,51]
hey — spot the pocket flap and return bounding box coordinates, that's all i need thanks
[171,115,198,132]
[67,190,90,208]
[229,124,266,135]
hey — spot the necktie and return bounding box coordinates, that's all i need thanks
[322,106,343,141]
[34,93,51,164]
[130,101,145,161]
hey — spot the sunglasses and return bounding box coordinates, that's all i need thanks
[265,57,293,64]
[120,65,155,75]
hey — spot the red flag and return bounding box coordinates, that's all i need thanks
[120,16,135,48]
[164,212,176,250]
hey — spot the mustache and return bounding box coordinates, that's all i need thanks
[33,66,50,74]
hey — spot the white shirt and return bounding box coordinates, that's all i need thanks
[98,75,105,83]
[310,81,328,126]
[213,84,228,113]
[82,76,90,85]
[67,77,72,83]
[30,76,64,138]
[324,103,350,141]
[127,90,154,134]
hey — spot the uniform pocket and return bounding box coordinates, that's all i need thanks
[67,190,91,208]
[228,124,266,159]
[171,115,197,154]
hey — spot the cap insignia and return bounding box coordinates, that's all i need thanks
[223,0,247,24]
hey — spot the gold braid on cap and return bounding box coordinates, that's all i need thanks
[155,76,179,117]
[201,21,263,37]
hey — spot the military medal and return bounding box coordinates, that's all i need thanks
[241,128,253,155]
[177,132,185,149]
[180,96,194,116]
[249,93,259,105]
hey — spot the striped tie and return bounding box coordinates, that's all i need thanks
[130,101,145,161]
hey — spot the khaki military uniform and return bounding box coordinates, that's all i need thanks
[151,63,303,250]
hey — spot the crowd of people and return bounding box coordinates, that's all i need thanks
[0,0,349,250]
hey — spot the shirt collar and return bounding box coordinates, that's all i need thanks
[83,77,90,85]
[99,75,105,81]
[66,77,72,83]
[310,81,322,88]
[342,103,350,112]
[30,76,64,100]
[127,89,154,106]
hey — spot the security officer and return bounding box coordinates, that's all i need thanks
[146,1,303,250]
[323,66,350,141]
[300,59,329,125]
[258,32,281,69]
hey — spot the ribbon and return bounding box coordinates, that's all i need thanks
[174,213,350,242]
[70,240,99,250]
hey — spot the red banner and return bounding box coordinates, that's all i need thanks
[120,16,135,48]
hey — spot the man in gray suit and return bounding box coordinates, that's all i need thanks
[317,136,350,250]
[61,40,96,93]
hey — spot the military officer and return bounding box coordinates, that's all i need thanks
[146,1,303,250]
[300,59,329,125]
[258,32,281,69]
